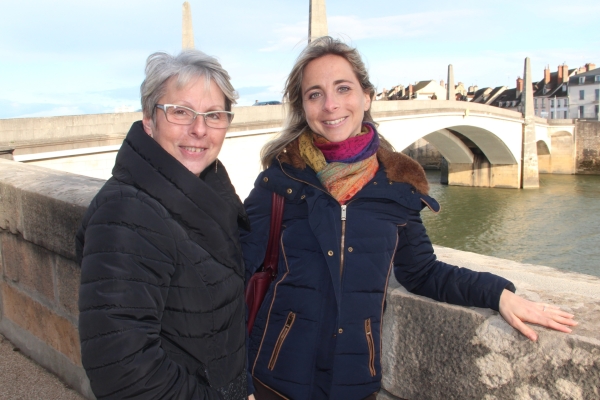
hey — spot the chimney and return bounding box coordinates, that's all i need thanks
[383,88,388,100]
[585,63,596,71]
[473,85,478,92]
[399,85,405,98]
[516,77,524,97]
[408,84,413,99]
[544,66,550,84]
[557,64,570,84]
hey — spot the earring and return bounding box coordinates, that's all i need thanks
[215,160,218,173]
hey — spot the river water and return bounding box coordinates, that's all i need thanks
[421,171,600,278]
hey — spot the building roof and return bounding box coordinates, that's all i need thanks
[491,88,522,108]
[569,68,600,85]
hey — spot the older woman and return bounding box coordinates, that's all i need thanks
[241,37,577,400]
[77,50,248,399]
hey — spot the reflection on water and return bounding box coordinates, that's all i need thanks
[421,171,600,277]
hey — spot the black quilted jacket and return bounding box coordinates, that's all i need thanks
[77,121,249,400]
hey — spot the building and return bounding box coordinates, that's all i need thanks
[490,78,526,113]
[533,65,578,119]
[377,80,448,101]
[472,86,507,105]
[568,66,600,119]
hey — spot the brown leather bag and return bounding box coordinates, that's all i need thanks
[245,192,284,334]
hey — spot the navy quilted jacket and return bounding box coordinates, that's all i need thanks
[241,140,515,400]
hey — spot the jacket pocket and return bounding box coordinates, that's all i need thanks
[268,311,296,370]
[365,318,376,377]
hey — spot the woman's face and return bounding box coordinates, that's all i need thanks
[301,54,371,143]
[142,76,227,176]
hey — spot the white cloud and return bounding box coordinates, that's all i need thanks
[258,21,308,52]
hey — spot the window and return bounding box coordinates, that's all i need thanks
[551,111,555,119]
[535,99,538,108]
[579,77,585,84]
[596,105,599,117]
[551,99,555,107]
[564,111,568,119]
[562,85,567,92]
[596,89,599,101]
[595,75,600,82]
[579,106,585,118]
[564,99,568,107]
[498,101,503,107]
[580,90,585,100]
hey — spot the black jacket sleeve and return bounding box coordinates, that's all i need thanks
[78,195,222,400]
[393,208,515,311]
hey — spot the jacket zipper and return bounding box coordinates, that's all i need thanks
[340,204,347,278]
[365,318,376,376]
[276,157,355,281]
[268,311,296,370]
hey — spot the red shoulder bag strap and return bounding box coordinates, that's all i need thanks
[262,192,285,276]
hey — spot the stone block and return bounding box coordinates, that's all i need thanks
[21,190,85,260]
[0,180,22,234]
[56,256,81,318]
[490,164,520,188]
[1,232,55,303]
[1,283,81,365]
[0,160,103,260]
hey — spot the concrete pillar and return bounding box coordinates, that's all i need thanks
[309,0,328,43]
[182,2,194,50]
[447,64,455,101]
[521,57,540,188]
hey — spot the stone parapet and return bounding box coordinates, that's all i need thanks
[381,247,600,399]
[0,159,598,399]
[0,159,102,399]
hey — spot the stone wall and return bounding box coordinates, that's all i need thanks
[0,159,103,399]
[0,159,599,399]
[575,120,600,174]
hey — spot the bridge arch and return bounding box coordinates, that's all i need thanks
[377,113,522,167]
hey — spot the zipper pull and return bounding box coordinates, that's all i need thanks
[341,205,347,221]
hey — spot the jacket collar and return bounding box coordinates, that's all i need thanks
[277,132,430,195]
[112,121,249,275]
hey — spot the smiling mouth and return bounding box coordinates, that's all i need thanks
[323,117,346,125]
[181,146,206,153]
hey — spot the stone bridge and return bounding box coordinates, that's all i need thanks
[0,101,578,199]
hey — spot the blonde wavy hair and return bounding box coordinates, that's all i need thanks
[260,36,392,169]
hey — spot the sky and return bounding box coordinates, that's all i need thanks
[1,0,598,119]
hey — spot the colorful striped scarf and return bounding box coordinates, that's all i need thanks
[299,122,380,204]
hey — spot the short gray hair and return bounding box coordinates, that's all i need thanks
[140,49,237,119]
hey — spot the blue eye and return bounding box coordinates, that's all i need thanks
[308,92,321,99]
[338,86,350,93]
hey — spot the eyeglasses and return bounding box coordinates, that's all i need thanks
[155,104,234,128]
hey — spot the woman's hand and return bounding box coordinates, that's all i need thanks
[498,289,578,341]
[248,395,256,400]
